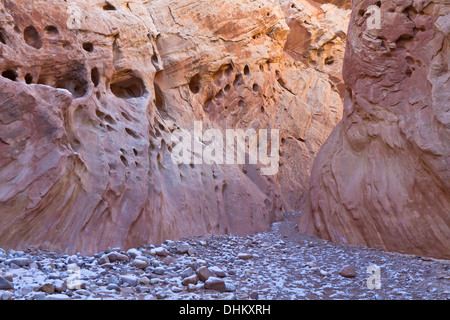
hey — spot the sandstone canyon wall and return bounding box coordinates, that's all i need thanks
[0,0,346,254]
[300,0,450,259]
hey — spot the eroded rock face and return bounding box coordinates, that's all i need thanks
[299,0,450,259]
[0,0,344,254]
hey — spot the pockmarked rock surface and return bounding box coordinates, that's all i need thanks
[0,0,345,254]
[300,0,450,259]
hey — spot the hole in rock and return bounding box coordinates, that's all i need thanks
[96,109,105,119]
[91,67,100,87]
[110,70,146,99]
[224,84,231,93]
[25,73,33,84]
[56,76,88,98]
[213,64,233,87]
[44,25,59,35]
[238,100,245,108]
[0,29,6,44]
[104,115,116,125]
[83,42,94,52]
[133,148,138,156]
[189,73,201,94]
[23,26,42,49]
[252,83,260,93]
[2,70,18,81]
[233,74,244,88]
[215,89,224,99]
[154,82,170,119]
[103,3,117,10]
[120,155,128,166]
[405,68,412,77]
[324,56,335,65]
[244,65,250,76]
[151,52,159,66]
[121,112,131,121]
[125,127,139,139]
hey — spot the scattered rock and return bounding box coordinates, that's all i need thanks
[119,275,139,287]
[0,276,14,290]
[98,255,110,265]
[41,283,56,294]
[153,267,166,275]
[154,247,169,257]
[181,267,195,279]
[237,253,253,260]
[204,277,226,292]
[8,257,31,267]
[250,291,259,300]
[197,266,215,282]
[131,259,149,269]
[107,252,130,263]
[0,291,14,300]
[127,248,142,259]
[139,277,151,286]
[106,284,120,291]
[45,294,70,300]
[340,265,357,278]
[209,266,226,278]
[182,275,198,286]
[176,243,192,255]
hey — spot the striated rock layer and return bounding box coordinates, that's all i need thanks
[300,0,450,259]
[0,0,345,254]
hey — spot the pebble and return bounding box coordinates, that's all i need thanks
[181,274,198,286]
[119,275,138,287]
[340,265,357,278]
[106,284,120,291]
[98,255,110,265]
[153,267,166,275]
[237,253,253,260]
[204,277,226,292]
[171,286,183,293]
[30,292,46,300]
[0,276,14,290]
[176,243,192,255]
[154,247,169,257]
[107,252,129,263]
[155,290,169,299]
[0,291,14,300]
[8,257,31,267]
[131,259,149,269]
[127,248,142,259]
[209,266,226,278]
[45,294,70,300]
[139,277,151,285]
[181,267,194,278]
[41,283,56,294]
[197,266,215,282]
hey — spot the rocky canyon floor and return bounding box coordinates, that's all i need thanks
[0,212,449,301]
